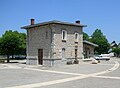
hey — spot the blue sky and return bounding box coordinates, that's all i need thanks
[0,0,120,43]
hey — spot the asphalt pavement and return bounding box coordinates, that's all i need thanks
[0,57,120,88]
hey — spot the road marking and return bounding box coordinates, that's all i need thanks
[7,75,90,88]
[25,68,85,76]
[24,61,119,76]
[7,61,119,88]
[97,64,114,66]
[94,75,120,80]
[89,61,119,76]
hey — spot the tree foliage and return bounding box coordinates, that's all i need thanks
[0,30,26,62]
[112,48,120,57]
[83,32,89,40]
[18,32,26,55]
[90,29,110,54]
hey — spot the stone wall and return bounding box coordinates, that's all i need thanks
[52,24,83,60]
[26,24,83,66]
[26,25,52,65]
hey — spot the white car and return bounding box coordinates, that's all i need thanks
[94,55,110,61]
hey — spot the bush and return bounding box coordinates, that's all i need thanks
[73,59,79,64]
[0,59,5,63]
[66,61,73,65]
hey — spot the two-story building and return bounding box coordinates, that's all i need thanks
[21,19,87,66]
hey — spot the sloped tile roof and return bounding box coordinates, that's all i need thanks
[83,40,98,47]
[21,20,87,29]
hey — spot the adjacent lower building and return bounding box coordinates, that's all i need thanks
[83,40,98,58]
[21,19,87,66]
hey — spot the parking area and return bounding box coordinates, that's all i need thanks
[0,58,120,88]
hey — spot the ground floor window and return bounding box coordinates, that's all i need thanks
[62,48,66,60]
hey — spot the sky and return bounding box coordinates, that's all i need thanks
[0,0,120,44]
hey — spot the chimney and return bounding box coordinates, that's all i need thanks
[75,20,80,24]
[31,19,35,25]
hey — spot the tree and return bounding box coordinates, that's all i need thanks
[83,32,89,40]
[0,30,26,62]
[17,32,26,55]
[90,29,110,54]
[112,48,120,57]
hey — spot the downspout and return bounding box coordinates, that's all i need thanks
[48,24,54,66]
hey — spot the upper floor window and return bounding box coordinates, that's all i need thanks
[75,32,79,42]
[46,31,48,39]
[62,30,67,41]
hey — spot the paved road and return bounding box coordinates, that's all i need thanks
[0,58,120,88]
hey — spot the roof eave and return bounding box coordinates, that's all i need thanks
[21,21,87,29]
[83,40,98,47]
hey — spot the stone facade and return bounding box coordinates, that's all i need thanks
[21,20,86,66]
[26,25,52,65]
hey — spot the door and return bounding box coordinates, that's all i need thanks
[38,49,43,65]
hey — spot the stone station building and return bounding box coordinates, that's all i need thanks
[21,19,87,66]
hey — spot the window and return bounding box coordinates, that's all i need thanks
[75,32,79,42]
[62,48,66,60]
[62,30,67,41]
[46,31,48,39]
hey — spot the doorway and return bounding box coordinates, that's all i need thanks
[38,49,43,65]
[75,49,78,58]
